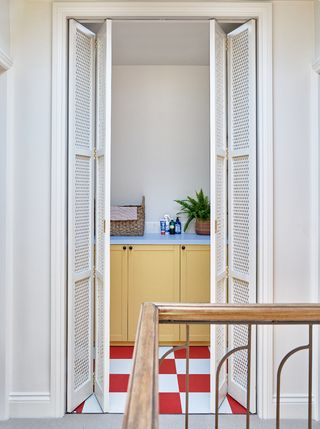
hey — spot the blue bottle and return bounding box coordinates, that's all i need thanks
[175,217,182,234]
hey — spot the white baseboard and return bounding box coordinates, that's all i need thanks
[9,392,56,418]
[271,394,315,419]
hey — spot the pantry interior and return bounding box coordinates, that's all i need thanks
[67,17,256,415]
[110,20,212,345]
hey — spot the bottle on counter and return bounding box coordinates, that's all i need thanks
[169,219,176,235]
[160,219,166,235]
[175,217,181,234]
[164,214,171,234]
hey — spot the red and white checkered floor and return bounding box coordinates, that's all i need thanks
[73,346,246,415]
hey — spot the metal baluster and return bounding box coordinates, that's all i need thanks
[276,327,311,429]
[185,324,190,429]
[308,324,313,429]
[215,342,248,429]
[246,324,252,429]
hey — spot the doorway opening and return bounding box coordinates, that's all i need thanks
[66,17,257,416]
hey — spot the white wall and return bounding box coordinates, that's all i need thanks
[0,0,11,420]
[0,0,10,54]
[111,65,210,231]
[8,0,52,416]
[315,0,320,59]
[272,0,314,417]
[6,0,316,420]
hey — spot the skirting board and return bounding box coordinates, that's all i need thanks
[271,394,315,419]
[9,392,56,418]
[8,392,314,419]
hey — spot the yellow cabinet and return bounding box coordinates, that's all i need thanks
[127,245,180,343]
[110,245,128,342]
[180,245,210,342]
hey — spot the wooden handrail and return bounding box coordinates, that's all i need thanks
[157,303,320,324]
[122,302,159,429]
[122,303,320,429]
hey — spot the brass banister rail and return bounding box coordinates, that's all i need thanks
[122,303,320,429]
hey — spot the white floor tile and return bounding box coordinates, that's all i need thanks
[110,359,132,374]
[109,393,128,413]
[219,397,232,414]
[82,395,103,413]
[180,393,211,414]
[175,359,210,374]
[159,374,179,392]
[158,346,174,359]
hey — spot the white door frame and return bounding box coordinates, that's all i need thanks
[51,1,273,418]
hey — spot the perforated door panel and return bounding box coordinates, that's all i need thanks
[94,20,112,413]
[210,19,228,410]
[67,19,95,413]
[227,20,256,412]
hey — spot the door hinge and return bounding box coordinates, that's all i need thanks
[225,147,229,160]
[226,266,229,278]
[93,147,97,160]
[215,219,218,234]
[93,265,96,279]
[103,219,106,234]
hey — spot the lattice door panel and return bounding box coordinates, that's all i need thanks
[210,19,228,410]
[227,20,256,412]
[94,19,112,413]
[67,19,96,413]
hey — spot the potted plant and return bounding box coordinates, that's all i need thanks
[175,189,210,235]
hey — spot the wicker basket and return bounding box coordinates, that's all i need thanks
[110,196,145,236]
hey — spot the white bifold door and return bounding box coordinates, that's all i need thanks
[67,19,112,413]
[210,19,256,412]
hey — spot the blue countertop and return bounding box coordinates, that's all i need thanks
[110,233,210,245]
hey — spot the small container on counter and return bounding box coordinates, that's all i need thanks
[169,219,176,235]
[175,217,181,234]
[160,219,166,235]
[164,214,171,234]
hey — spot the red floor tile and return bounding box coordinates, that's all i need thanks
[73,400,85,414]
[110,346,134,359]
[109,374,130,392]
[159,359,176,374]
[177,374,210,392]
[174,347,210,359]
[227,394,247,414]
[159,393,182,414]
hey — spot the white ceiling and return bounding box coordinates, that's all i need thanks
[112,21,211,65]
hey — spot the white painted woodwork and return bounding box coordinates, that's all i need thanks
[49,2,273,419]
[227,19,257,412]
[209,18,228,410]
[94,19,112,413]
[67,20,95,413]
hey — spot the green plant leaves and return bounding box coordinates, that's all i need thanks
[175,189,210,232]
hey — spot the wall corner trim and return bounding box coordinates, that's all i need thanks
[0,49,13,72]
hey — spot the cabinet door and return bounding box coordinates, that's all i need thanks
[110,245,128,342]
[180,245,210,342]
[128,245,180,343]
